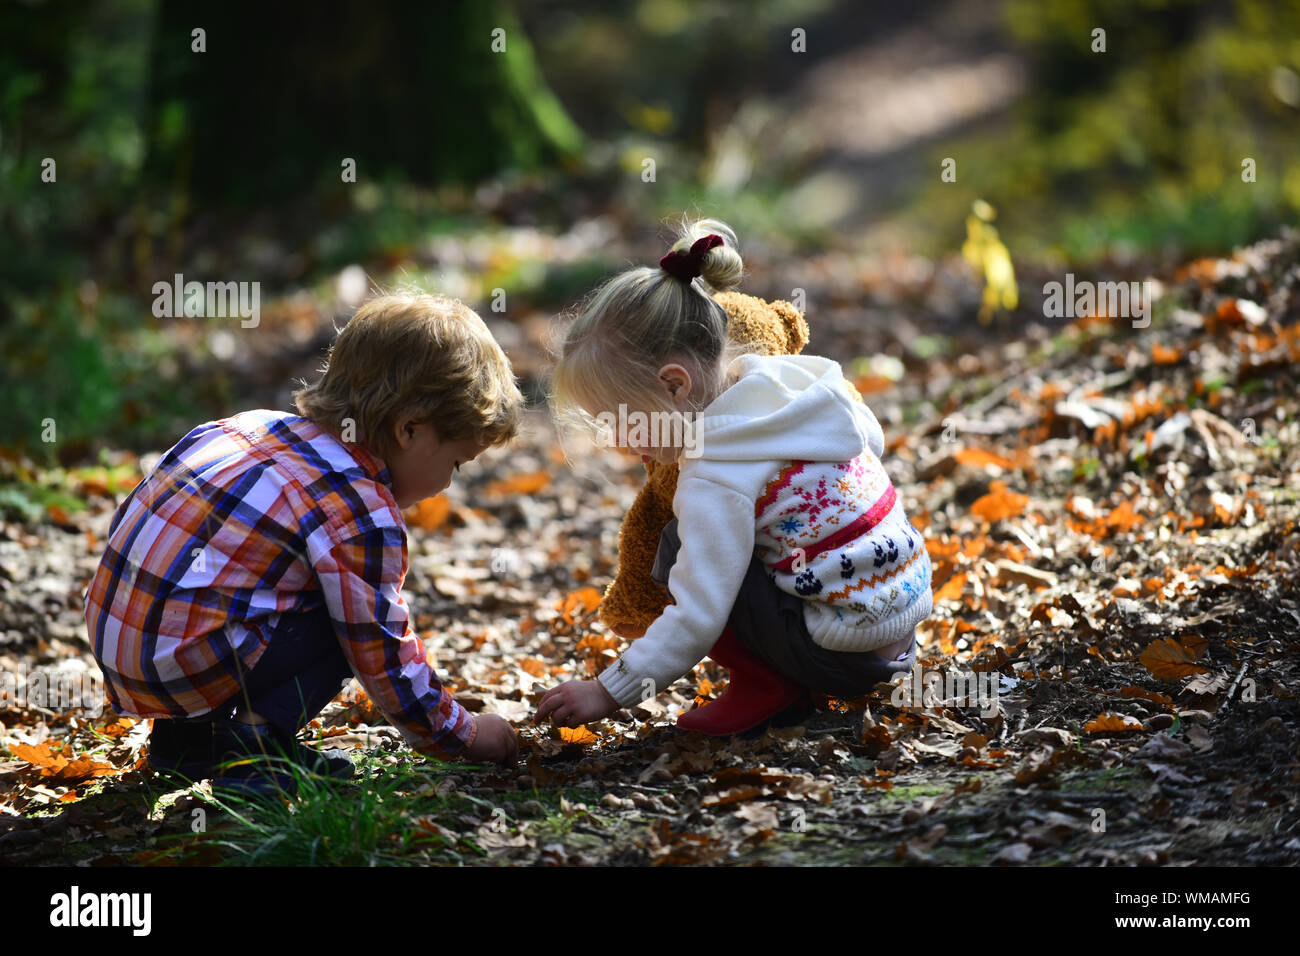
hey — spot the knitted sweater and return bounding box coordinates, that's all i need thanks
[599,353,933,707]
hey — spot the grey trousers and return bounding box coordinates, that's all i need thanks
[651,518,917,699]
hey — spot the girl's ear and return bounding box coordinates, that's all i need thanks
[657,363,692,402]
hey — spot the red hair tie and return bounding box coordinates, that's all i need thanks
[659,234,724,282]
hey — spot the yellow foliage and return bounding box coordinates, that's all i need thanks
[962,200,1019,325]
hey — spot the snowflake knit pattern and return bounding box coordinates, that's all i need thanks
[753,452,933,651]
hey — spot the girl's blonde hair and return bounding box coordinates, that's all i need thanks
[294,293,524,463]
[551,217,751,426]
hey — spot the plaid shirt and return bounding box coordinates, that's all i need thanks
[83,409,477,760]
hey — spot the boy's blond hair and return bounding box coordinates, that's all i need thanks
[294,294,524,463]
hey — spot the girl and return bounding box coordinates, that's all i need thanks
[537,218,933,736]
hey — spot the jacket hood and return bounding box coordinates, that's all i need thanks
[687,353,882,464]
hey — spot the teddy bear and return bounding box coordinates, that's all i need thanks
[597,289,814,638]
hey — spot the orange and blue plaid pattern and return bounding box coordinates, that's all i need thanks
[83,409,476,760]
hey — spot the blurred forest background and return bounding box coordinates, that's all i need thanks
[2,0,1298,470]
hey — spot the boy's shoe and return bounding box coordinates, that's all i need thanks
[677,627,807,736]
[213,721,355,798]
[145,718,223,782]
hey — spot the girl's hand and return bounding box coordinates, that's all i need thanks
[536,680,618,728]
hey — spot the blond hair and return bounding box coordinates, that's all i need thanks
[551,217,751,427]
[294,293,524,463]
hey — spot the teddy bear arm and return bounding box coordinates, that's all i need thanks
[598,471,677,635]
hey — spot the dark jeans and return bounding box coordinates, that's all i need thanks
[651,519,917,699]
[196,604,353,738]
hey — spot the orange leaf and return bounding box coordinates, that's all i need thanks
[519,658,548,678]
[11,741,65,773]
[927,537,962,560]
[934,572,967,603]
[1116,685,1174,706]
[557,587,602,625]
[11,741,118,784]
[1151,344,1182,365]
[1083,712,1144,734]
[558,725,598,746]
[1068,500,1144,539]
[853,375,895,396]
[52,755,120,784]
[970,481,1028,523]
[1139,638,1210,680]
[575,631,620,675]
[486,472,550,496]
[953,448,1016,471]
[98,717,137,740]
[405,495,451,532]
[1215,299,1244,326]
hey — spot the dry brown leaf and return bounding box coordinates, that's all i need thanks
[1116,685,1175,706]
[11,741,119,784]
[1083,712,1144,734]
[1140,638,1210,680]
[1183,672,1228,696]
[701,785,766,807]
[558,725,598,746]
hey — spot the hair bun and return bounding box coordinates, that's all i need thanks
[659,234,723,282]
[669,217,743,292]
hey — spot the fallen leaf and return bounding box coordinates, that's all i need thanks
[558,725,598,746]
[1015,727,1076,748]
[1084,712,1144,734]
[556,587,602,625]
[405,495,451,532]
[1183,671,1228,696]
[1140,638,1210,680]
[486,472,550,496]
[953,448,1017,471]
[11,742,118,785]
[971,481,1029,523]
[934,573,967,603]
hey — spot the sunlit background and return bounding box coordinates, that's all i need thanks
[3,0,1298,469]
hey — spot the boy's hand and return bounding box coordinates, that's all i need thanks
[536,680,618,728]
[464,714,518,766]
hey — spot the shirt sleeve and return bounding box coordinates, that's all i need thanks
[598,476,757,707]
[313,525,477,760]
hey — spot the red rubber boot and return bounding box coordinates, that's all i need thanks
[677,627,809,735]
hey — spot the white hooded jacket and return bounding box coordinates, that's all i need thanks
[598,352,933,708]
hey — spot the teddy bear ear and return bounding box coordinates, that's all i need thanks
[768,298,810,355]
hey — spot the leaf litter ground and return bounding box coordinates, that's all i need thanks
[1,232,1298,866]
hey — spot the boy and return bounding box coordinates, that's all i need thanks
[84,294,522,792]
